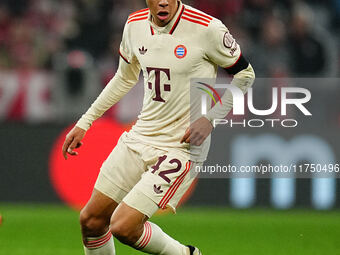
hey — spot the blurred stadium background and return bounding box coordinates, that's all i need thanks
[0,0,340,254]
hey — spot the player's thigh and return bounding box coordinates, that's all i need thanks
[80,188,119,225]
[94,135,145,204]
[123,150,198,217]
[110,202,148,234]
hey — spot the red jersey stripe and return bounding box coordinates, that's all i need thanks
[128,11,149,21]
[169,5,185,34]
[158,174,184,208]
[158,161,191,209]
[185,8,213,20]
[159,176,184,209]
[183,11,211,23]
[128,16,148,24]
[159,162,189,205]
[159,162,192,209]
[129,8,149,17]
[160,171,187,208]
[150,25,155,35]
[119,50,130,64]
[158,162,190,208]
[182,16,209,27]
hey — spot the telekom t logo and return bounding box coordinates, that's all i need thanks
[147,67,171,103]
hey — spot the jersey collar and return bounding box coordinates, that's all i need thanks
[149,1,185,35]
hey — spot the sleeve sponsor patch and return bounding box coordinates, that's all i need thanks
[223,31,235,49]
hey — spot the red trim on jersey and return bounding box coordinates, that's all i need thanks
[128,16,148,24]
[183,11,211,23]
[159,161,192,209]
[158,161,191,209]
[128,11,149,21]
[225,52,242,70]
[182,16,209,27]
[119,50,130,64]
[129,8,149,18]
[185,9,213,20]
[169,5,185,35]
[150,25,155,35]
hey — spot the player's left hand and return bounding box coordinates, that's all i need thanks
[180,117,213,146]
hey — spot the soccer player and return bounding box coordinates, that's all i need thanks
[62,0,255,254]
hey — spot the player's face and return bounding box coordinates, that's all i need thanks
[146,0,179,27]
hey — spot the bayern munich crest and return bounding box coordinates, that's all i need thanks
[174,45,187,59]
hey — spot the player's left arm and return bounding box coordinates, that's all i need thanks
[181,20,255,146]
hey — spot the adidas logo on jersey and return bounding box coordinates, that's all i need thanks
[153,184,163,194]
[139,46,148,55]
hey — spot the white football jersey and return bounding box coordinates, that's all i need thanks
[77,2,250,161]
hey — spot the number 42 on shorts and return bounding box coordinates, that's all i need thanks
[151,155,183,183]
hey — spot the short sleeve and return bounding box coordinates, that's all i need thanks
[119,22,135,64]
[205,20,242,69]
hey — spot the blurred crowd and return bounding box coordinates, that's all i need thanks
[0,0,339,77]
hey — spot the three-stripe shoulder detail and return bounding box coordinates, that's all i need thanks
[128,8,149,24]
[182,8,213,27]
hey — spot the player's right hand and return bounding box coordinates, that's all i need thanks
[62,126,86,160]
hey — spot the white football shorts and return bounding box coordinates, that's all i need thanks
[94,132,199,217]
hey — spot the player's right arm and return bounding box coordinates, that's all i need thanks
[62,22,140,159]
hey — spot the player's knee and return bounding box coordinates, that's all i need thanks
[110,220,140,245]
[79,209,107,233]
